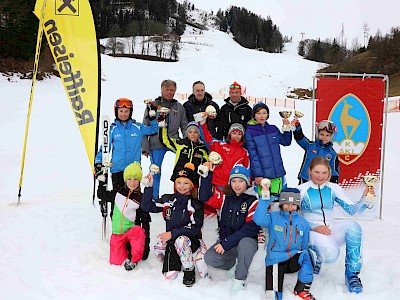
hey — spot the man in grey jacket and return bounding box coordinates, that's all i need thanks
[142,79,188,199]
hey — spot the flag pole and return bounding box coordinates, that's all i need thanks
[17,0,47,205]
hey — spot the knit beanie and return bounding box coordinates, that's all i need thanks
[228,123,245,137]
[229,81,242,93]
[186,121,200,136]
[252,102,270,119]
[279,188,301,207]
[123,162,142,182]
[175,163,197,187]
[229,165,250,187]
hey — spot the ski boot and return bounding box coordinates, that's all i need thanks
[230,279,246,294]
[294,280,316,300]
[123,259,137,271]
[345,270,363,293]
[183,268,196,287]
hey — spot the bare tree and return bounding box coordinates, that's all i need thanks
[363,23,370,47]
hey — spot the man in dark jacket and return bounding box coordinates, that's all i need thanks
[183,81,220,138]
[217,81,252,141]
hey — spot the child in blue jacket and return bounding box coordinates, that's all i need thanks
[94,98,158,260]
[253,187,316,300]
[292,119,339,184]
[199,163,260,294]
[245,102,292,197]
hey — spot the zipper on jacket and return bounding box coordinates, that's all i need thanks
[285,213,293,253]
[318,186,327,226]
[120,190,132,233]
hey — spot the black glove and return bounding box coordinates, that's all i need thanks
[94,163,104,178]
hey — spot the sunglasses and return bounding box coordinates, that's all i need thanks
[317,120,336,133]
[230,84,241,89]
[115,98,133,109]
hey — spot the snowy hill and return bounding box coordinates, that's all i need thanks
[1,21,399,300]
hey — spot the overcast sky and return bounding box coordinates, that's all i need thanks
[183,0,400,47]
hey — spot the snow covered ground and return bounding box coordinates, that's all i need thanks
[1,22,399,300]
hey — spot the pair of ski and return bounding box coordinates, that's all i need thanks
[96,115,111,243]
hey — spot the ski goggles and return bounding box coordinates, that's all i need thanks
[317,120,336,133]
[230,84,241,90]
[115,98,133,109]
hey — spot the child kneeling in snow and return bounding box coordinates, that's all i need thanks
[97,162,146,271]
[253,187,316,300]
[141,163,208,287]
[199,163,260,294]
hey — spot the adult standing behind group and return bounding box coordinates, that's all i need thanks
[217,81,252,141]
[184,81,220,138]
[142,79,188,199]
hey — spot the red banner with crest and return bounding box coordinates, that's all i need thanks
[315,76,385,219]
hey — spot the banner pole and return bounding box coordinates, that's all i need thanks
[17,0,47,205]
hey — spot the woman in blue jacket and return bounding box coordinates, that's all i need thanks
[245,102,292,196]
[253,187,316,300]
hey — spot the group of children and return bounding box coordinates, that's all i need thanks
[95,94,370,299]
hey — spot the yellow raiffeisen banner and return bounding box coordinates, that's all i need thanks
[34,0,99,169]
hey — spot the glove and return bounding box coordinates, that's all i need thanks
[94,163,104,178]
[148,103,158,121]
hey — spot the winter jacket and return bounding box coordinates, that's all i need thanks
[294,124,340,182]
[141,187,204,245]
[160,127,208,183]
[199,172,260,251]
[245,120,292,179]
[217,97,252,140]
[95,118,158,173]
[142,97,188,153]
[199,122,249,188]
[253,196,310,266]
[297,181,367,230]
[184,93,220,138]
[97,184,143,235]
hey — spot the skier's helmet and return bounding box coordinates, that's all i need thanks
[315,120,337,141]
[114,98,133,120]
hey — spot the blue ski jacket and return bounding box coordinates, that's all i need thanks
[95,118,158,173]
[293,124,340,182]
[297,181,367,229]
[253,196,310,266]
[245,120,292,179]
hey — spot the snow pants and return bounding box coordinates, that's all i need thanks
[156,236,208,280]
[310,221,363,273]
[265,250,315,292]
[205,237,258,280]
[110,226,145,265]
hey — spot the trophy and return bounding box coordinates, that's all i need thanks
[205,105,217,118]
[156,107,170,128]
[97,161,113,182]
[260,178,271,200]
[197,151,223,178]
[292,110,304,130]
[362,175,379,208]
[142,164,161,187]
[279,111,292,132]
[193,112,206,123]
[143,98,157,118]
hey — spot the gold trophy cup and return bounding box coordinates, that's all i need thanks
[362,175,379,208]
[279,111,292,132]
[198,151,223,178]
[142,164,161,187]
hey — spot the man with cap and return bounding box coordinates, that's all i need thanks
[217,81,252,141]
[253,187,317,300]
